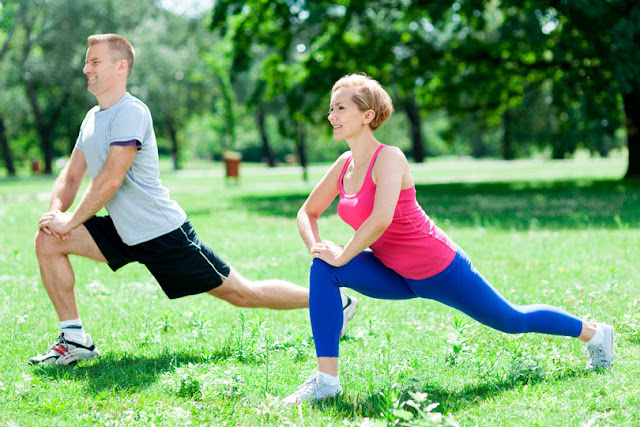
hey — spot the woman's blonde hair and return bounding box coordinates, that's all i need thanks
[331,74,394,130]
[87,33,135,77]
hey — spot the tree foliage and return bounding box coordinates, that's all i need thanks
[0,0,226,174]
[212,0,638,176]
[443,0,638,172]
[1,1,638,178]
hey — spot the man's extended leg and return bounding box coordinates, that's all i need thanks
[207,268,358,337]
[207,267,308,309]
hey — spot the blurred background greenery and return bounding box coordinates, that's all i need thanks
[0,0,638,178]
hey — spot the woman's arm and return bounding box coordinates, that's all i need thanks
[297,152,350,252]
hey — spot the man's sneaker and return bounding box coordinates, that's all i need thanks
[340,294,358,338]
[282,371,342,404]
[28,333,100,366]
[586,324,614,370]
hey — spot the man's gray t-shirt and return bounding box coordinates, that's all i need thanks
[75,92,186,245]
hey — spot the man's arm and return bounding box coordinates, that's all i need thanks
[48,148,88,213]
[39,144,138,237]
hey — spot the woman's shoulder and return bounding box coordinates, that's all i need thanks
[372,145,410,185]
[378,145,408,164]
[334,150,352,167]
[323,151,352,177]
[337,150,352,161]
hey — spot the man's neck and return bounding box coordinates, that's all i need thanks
[97,87,127,110]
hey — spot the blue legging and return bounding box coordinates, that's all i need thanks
[310,247,583,357]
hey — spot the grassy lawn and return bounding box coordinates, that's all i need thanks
[0,155,638,426]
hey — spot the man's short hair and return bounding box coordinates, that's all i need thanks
[87,33,135,77]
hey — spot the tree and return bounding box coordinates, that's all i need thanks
[211,1,439,163]
[131,8,220,170]
[0,0,220,174]
[0,0,24,176]
[13,0,125,173]
[547,1,639,177]
[213,0,638,176]
[434,0,639,176]
[2,0,143,174]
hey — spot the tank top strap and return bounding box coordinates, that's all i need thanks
[338,153,353,193]
[365,144,387,185]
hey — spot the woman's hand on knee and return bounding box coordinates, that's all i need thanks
[311,240,347,267]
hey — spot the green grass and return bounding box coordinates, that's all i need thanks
[0,155,638,426]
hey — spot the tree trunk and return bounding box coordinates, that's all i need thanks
[0,116,16,176]
[623,89,640,179]
[256,107,276,167]
[502,109,515,160]
[403,96,425,162]
[212,67,236,152]
[24,79,54,174]
[0,4,19,61]
[166,115,180,170]
[296,121,308,182]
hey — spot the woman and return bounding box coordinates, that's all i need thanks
[283,74,614,404]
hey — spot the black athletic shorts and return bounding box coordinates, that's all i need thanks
[84,216,231,299]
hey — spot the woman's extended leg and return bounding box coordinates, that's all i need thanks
[405,248,613,368]
[407,248,584,336]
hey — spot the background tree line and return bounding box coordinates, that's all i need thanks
[1,0,638,178]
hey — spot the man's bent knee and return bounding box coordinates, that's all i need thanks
[34,226,107,263]
[35,229,62,258]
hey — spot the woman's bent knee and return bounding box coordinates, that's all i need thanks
[310,258,338,279]
[310,258,341,289]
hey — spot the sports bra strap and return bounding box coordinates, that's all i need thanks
[365,144,386,185]
[338,144,387,192]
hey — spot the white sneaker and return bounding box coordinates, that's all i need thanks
[28,333,100,366]
[586,324,614,369]
[282,371,342,404]
[340,294,358,338]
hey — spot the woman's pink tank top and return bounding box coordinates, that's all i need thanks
[336,145,456,280]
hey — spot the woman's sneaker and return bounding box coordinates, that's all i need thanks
[282,371,342,404]
[585,324,614,369]
[28,333,100,366]
[341,294,358,338]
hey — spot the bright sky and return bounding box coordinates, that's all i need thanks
[159,0,214,17]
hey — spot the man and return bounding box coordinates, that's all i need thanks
[30,34,357,365]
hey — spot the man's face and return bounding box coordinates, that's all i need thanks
[83,43,123,97]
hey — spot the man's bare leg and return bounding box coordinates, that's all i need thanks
[34,225,107,321]
[207,268,308,309]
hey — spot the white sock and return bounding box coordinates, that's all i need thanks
[587,325,603,347]
[60,319,85,343]
[317,371,340,386]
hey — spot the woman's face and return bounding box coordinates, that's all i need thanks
[328,88,369,141]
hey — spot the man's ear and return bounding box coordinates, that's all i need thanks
[363,109,376,126]
[117,59,128,75]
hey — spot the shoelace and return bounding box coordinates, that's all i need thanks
[587,346,605,366]
[51,334,71,357]
[292,377,319,399]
